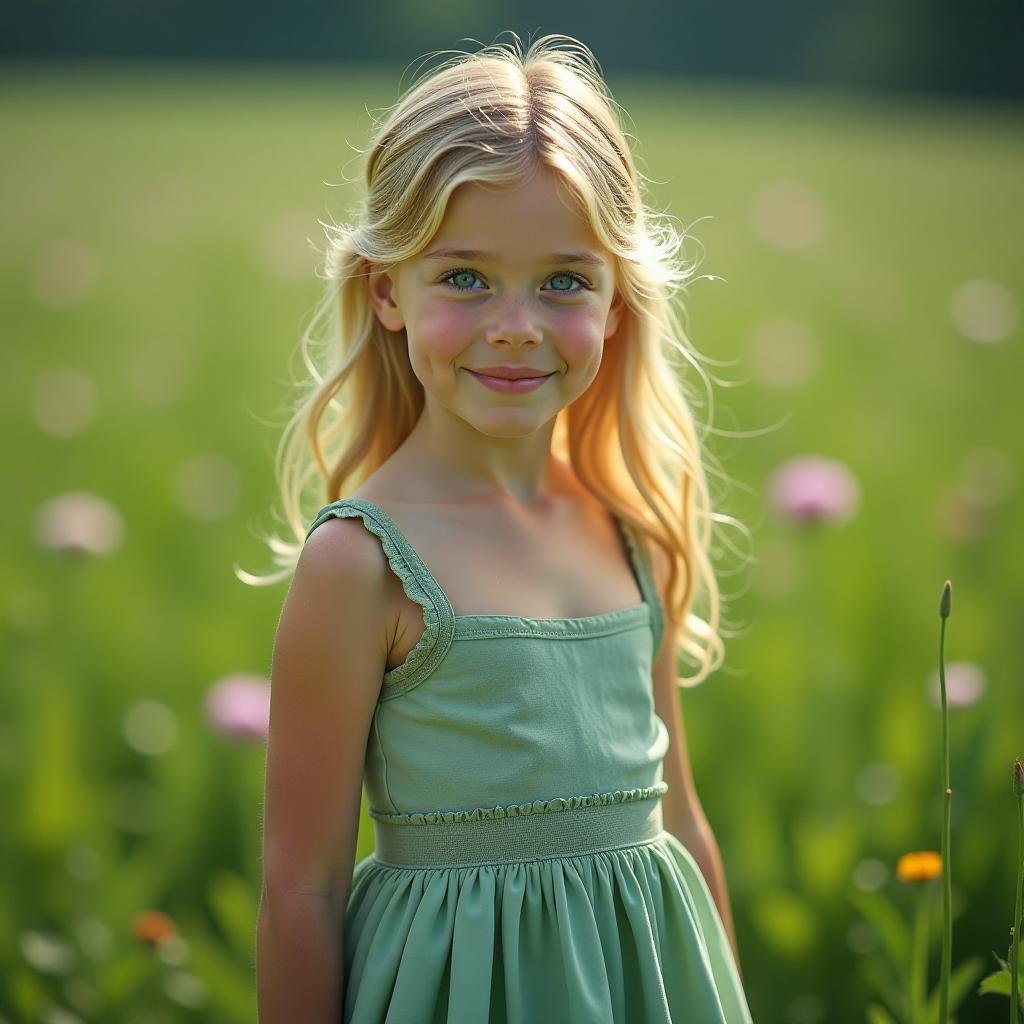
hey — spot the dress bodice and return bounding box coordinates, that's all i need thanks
[305,497,670,821]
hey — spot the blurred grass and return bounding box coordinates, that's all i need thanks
[1,60,1022,1023]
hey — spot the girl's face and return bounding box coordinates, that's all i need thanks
[367,164,625,438]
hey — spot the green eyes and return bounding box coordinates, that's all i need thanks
[440,267,590,294]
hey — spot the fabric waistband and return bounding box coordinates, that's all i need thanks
[373,795,665,868]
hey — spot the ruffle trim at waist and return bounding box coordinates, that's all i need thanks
[368,781,669,826]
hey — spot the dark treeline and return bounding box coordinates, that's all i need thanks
[4,0,1024,99]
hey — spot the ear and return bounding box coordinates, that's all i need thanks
[365,261,405,332]
[604,288,626,341]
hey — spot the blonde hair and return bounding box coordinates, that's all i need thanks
[239,32,750,688]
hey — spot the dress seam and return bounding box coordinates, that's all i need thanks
[452,617,649,641]
[368,831,670,871]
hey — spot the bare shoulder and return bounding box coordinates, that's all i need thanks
[261,516,392,901]
[280,514,398,689]
[298,513,392,592]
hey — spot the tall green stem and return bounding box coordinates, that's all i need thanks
[938,584,952,1024]
[1012,764,1023,1024]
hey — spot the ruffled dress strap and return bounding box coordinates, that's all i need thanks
[304,497,456,700]
[614,516,666,661]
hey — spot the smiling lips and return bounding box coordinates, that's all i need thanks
[470,365,555,379]
[467,368,554,394]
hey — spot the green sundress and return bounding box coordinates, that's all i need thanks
[305,497,753,1024]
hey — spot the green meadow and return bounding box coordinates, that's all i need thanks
[2,62,1022,1023]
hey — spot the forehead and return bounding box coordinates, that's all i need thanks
[427,166,605,260]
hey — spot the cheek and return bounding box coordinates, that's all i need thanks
[556,310,606,371]
[410,305,473,365]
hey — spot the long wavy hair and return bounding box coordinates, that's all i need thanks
[238,32,750,688]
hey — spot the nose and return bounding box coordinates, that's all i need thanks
[484,294,542,347]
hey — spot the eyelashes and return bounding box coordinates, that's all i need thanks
[439,267,592,294]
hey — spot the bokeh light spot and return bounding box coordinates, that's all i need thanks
[122,700,178,756]
[751,178,827,251]
[950,278,1018,344]
[747,317,820,389]
[32,368,98,438]
[173,454,242,521]
[31,240,100,308]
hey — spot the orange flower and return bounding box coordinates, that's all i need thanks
[896,850,942,882]
[132,910,178,945]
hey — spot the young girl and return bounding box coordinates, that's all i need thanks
[254,32,754,1024]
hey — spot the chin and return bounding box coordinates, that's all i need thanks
[465,411,553,439]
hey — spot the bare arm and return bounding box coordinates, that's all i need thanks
[647,540,744,980]
[256,518,391,1024]
[674,814,744,985]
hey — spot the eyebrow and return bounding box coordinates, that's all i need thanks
[422,246,606,267]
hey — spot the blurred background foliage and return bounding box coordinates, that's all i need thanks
[2,7,1023,1023]
[4,0,1023,98]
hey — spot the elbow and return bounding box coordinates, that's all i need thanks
[258,878,337,927]
[256,887,344,1024]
